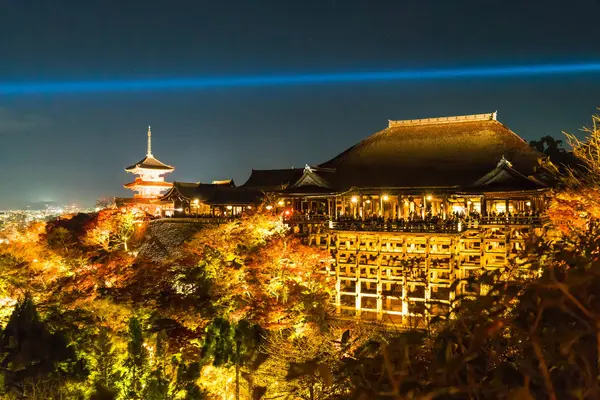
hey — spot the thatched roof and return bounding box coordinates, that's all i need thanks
[318,113,544,189]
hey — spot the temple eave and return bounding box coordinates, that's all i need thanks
[124,181,173,189]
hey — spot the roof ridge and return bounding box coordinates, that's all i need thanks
[388,112,497,128]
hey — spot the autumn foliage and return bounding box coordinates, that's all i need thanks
[0,208,337,399]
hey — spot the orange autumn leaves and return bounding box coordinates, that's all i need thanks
[185,214,334,332]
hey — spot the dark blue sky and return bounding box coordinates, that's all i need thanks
[1,0,600,208]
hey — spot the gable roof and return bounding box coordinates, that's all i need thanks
[126,155,174,171]
[241,168,305,190]
[318,112,544,189]
[161,182,263,205]
[162,182,200,200]
[281,166,339,195]
[471,157,546,192]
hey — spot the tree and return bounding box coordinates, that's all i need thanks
[124,317,148,399]
[89,327,120,399]
[114,211,136,252]
[0,294,85,398]
[84,225,111,253]
[83,209,138,253]
[530,135,579,170]
[95,197,115,210]
[565,113,600,185]
[45,226,72,253]
[202,318,264,400]
[144,331,205,400]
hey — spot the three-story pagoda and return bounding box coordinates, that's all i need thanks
[120,126,174,213]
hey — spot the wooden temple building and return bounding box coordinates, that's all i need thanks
[156,112,553,326]
[116,126,174,215]
[161,180,263,216]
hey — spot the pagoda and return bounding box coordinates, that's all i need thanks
[121,126,174,213]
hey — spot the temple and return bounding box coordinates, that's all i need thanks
[116,126,174,215]
[152,112,554,325]
[161,180,263,216]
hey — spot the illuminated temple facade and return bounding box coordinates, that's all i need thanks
[116,126,174,214]
[159,112,552,326]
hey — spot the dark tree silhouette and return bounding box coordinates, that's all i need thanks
[201,318,264,400]
[0,294,84,398]
[124,317,148,399]
[530,135,579,170]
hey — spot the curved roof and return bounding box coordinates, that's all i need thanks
[126,155,174,172]
[123,180,173,189]
[162,182,263,205]
[470,158,546,192]
[318,113,543,189]
[241,168,304,190]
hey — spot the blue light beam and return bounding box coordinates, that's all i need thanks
[2,61,600,95]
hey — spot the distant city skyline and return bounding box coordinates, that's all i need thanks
[2,0,600,208]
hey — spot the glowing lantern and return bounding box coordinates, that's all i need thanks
[382,195,389,201]
[266,205,273,210]
[277,200,285,206]
[351,196,358,203]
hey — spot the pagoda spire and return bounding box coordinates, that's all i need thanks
[147,125,152,156]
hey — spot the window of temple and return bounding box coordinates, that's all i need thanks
[493,201,506,213]
[452,204,465,214]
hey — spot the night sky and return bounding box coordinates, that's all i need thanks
[2,0,600,209]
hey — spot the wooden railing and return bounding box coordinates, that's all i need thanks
[476,216,542,225]
[151,216,239,225]
[283,215,330,224]
[284,214,543,232]
[331,220,461,233]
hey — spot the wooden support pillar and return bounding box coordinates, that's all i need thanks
[359,199,363,220]
[376,251,383,321]
[355,244,361,318]
[481,196,486,216]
